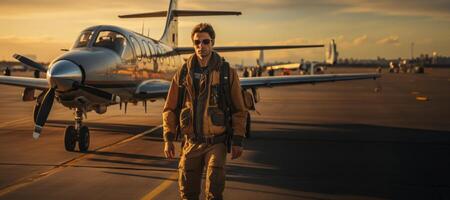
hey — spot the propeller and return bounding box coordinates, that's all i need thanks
[33,87,56,139]
[13,54,47,72]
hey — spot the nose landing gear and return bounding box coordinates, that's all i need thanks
[64,108,90,152]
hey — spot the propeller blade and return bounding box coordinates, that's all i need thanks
[33,88,55,139]
[13,54,47,72]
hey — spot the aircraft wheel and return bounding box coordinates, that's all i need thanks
[245,113,251,139]
[78,126,90,152]
[64,126,77,151]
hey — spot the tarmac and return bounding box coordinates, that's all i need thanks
[0,67,449,200]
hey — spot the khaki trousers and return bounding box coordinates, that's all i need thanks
[178,141,227,200]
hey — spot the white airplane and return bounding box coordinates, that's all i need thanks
[0,0,380,152]
[261,40,338,74]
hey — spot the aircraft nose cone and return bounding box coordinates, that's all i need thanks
[47,60,83,91]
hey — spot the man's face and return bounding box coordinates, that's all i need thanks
[192,32,213,59]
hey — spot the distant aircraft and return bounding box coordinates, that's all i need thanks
[11,65,27,72]
[0,0,380,152]
[261,40,338,75]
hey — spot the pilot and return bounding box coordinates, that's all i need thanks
[96,32,115,51]
[267,67,275,76]
[162,23,247,200]
[250,67,257,77]
[256,65,263,77]
[243,67,249,77]
[3,67,11,76]
[34,70,40,78]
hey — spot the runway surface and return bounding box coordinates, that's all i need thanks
[0,68,449,200]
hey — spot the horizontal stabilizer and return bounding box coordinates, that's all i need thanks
[174,44,325,55]
[119,10,241,18]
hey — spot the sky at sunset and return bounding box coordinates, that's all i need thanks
[0,0,449,65]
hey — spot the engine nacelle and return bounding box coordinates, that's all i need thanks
[22,87,35,101]
[94,105,107,114]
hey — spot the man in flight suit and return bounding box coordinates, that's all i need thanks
[163,23,247,200]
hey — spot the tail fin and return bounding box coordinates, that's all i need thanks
[118,0,241,48]
[325,39,338,65]
[256,50,265,67]
[160,0,178,47]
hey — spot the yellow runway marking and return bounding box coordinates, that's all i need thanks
[0,125,163,197]
[0,118,30,128]
[141,172,178,200]
[0,111,67,128]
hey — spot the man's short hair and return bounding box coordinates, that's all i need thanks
[191,23,215,43]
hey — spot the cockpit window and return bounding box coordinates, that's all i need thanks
[73,30,93,48]
[94,31,126,54]
[94,31,134,63]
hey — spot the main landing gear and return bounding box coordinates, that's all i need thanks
[64,108,90,152]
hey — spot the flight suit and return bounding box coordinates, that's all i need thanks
[163,51,247,200]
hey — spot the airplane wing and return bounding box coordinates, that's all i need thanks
[239,73,380,89]
[0,75,48,90]
[133,73,380,99]
[174,45,324,55]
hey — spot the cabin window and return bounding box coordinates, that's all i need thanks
[147,41,155,61]
[146,42,152,55]
[73,30,93,48]
[142,40,150,58]
[130,36,142,60]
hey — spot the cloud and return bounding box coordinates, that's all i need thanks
[0,35,63,44]
[2,0,449,21]
[181,0,450,21]
[352,35,368,45]
[0,36,71,61]
[376,35,400,46]
[335,0,450,20]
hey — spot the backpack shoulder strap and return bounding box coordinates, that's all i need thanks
[176,63,188,112]
[178,63,188,87]
[219,60,234,153]
[220,61,231,109]
[175,63,188,141]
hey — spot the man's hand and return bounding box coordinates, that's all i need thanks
[231,146,243,160]
[164,141,175,159]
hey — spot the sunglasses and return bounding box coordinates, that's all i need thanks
[193,39,212,45]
